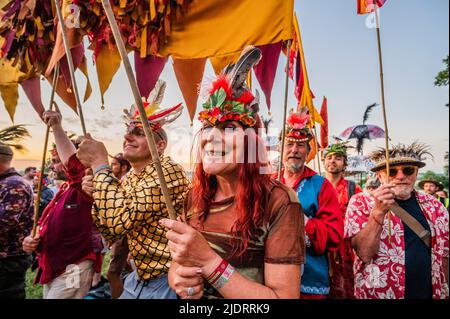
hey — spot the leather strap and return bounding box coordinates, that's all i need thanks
[390,203,431,249]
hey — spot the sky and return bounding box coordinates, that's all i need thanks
[1,0,449,173]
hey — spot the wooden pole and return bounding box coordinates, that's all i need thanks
[101,0,177,220]
[278,40,292,181]
[374,5,392,241]
[32,64,60,237]
[54,0,87,135]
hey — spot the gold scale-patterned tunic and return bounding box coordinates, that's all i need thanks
[92,156,190,281]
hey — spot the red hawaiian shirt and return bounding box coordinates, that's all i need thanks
[345,191,449,299]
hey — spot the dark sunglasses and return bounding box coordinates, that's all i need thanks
[388,166,418,178]
[126,124,145,137]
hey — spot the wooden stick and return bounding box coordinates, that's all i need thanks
[101,0,177,220]
[54,0,87,135]
[278,40,292,181]
[375,5,392,241]
[32,64,60,237]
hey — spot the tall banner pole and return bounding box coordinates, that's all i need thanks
[374,5,392,241]
[32,64,60,237]
[278,40,293,181]
[53,0,87,135]
[101,0,177,220]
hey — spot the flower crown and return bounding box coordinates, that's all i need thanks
[199,76,258,127]
[284,108,313,142]
[123,80,183,131]
[199,46,262,128]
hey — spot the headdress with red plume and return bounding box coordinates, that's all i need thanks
[199,46,262,128]
[123,80,183,131]
[284,107,313,142]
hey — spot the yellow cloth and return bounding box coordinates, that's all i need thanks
[92,156,190,281]
[0,60,26,122]
[294,14,324,126]
[159,0,294,59]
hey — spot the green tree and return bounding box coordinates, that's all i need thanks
[435,55,449,107]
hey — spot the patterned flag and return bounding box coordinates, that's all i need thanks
[357,0,387,15]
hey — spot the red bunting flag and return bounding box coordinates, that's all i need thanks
[357,0,387,15]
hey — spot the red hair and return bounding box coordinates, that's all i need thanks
[191,127,272,259]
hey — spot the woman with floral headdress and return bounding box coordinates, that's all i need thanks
[160,47,306,299]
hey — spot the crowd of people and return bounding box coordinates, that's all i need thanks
[0,47,448,300]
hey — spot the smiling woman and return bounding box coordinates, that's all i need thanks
[161,47,306,300]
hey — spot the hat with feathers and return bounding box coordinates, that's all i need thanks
[199,46,262,128]
[283,107,314,143]
[123,80,183,131]
[369,142,432,172]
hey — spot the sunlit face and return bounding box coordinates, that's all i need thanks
[377,165,419,199]
[423,182,438,196]
[324,154,346,175]
[200,121,246,177]
[123,125,166,164]
[26,168,37,179]
[283,140,310,173]
[49,154,64,175]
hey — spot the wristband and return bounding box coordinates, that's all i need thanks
[206,259,235,290]
[94,164,112,175]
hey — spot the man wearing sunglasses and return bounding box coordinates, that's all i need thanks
[345,143,449,299]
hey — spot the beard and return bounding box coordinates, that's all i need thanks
[393,185,414,199]
[286,162,303,173]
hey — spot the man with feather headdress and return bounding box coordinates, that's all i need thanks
[345,142,449,299]
[278,109,343,299]
[77,80,190,299]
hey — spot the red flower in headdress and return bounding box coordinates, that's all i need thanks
[287,112,311,130]
[210,76,233,98]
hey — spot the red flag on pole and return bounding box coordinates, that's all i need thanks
[357,0,387,14]
[320,97,329,150]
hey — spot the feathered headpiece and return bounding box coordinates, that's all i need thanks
[123,80,183,131]
[283,107,313,142]
[369,142,432,172]
[199,46,262,128]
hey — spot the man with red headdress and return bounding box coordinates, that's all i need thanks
[278,108,343,299]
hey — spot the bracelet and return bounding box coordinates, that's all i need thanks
[94,164,112,175]
[206,259,235,290]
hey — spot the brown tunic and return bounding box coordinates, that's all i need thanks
[184,179,306,298]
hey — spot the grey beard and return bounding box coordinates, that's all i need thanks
[394,186,415,200]
[286,163,303,173]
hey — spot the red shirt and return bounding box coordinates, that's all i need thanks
[36,154,102,285]
[329,178,362,299]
